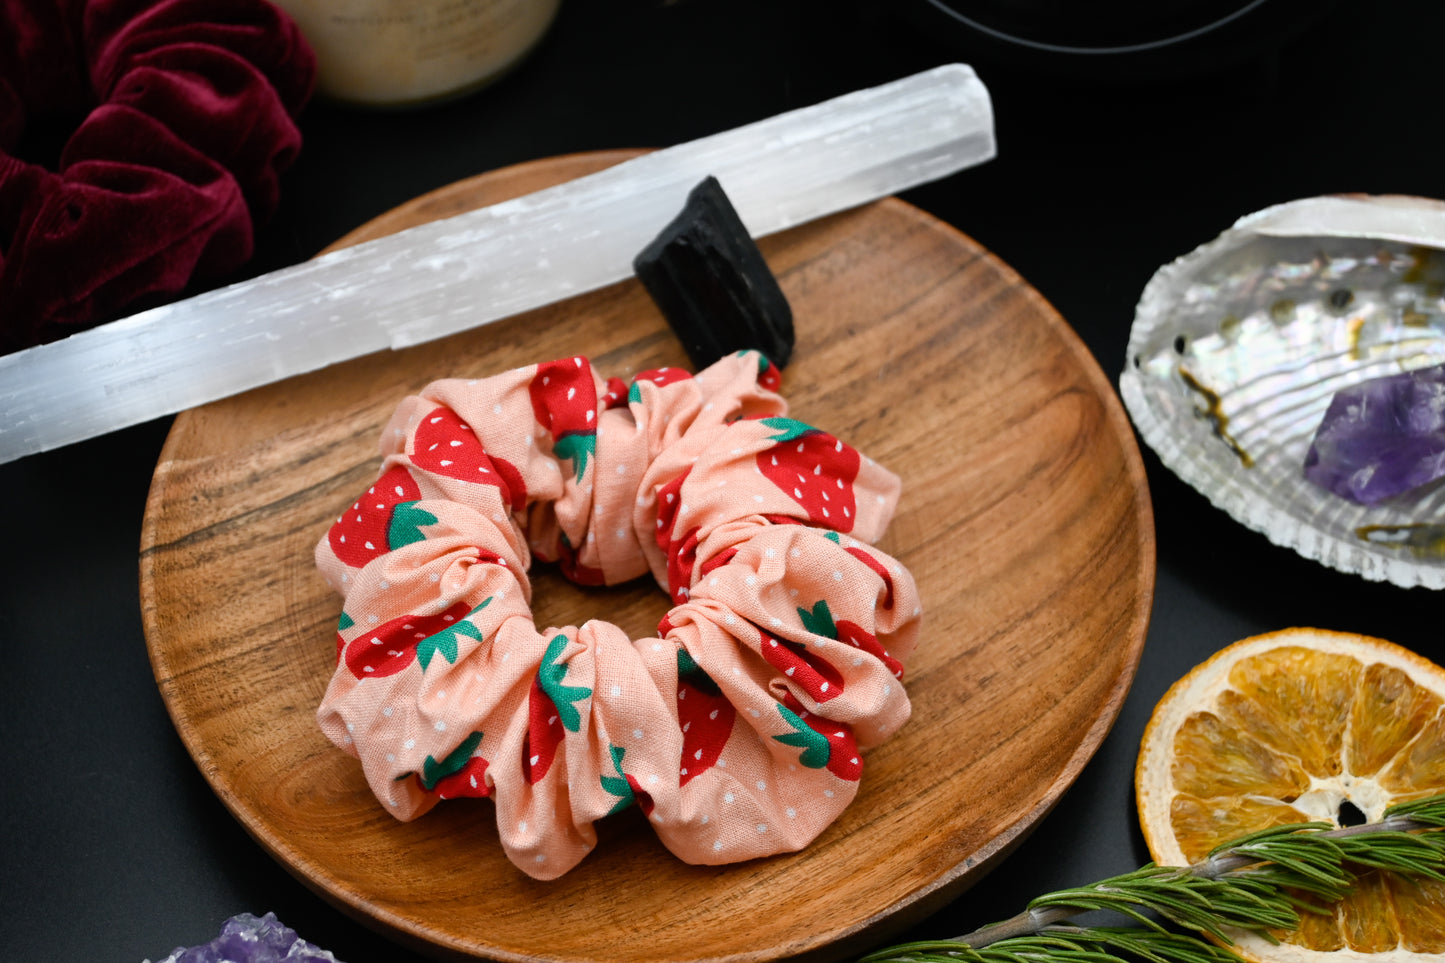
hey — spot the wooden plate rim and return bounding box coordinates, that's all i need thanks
[140,150,1156,963]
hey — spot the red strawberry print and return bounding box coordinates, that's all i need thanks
[626,366,693,404]
[738,350,782,392]
[666,528,700,604]
[522,675,563,784]
[653,469,697,602]
[825,531,895,609]
[676,649,735,786]
[759,361,781,393]
[419,731,491,799]
[684,544,740,601]
[774,693,862,781]
[601,744,654,815]
[521,634,592,784]
[654,470,689,552]
[529,357,599,482]
[343,599,477,679]
[625,773,656,816]
[334,611,354,664]
[328,465,431,568]
[602,376,629,409]
[800,598,903,681]
[755,417,860,531]
[556,531,605,587]
[411,406,527,513]
[846,548,895,609]
[432,757,491,800]
[698,547,738,576]
[836,618,903,680]
[758,626,844,703]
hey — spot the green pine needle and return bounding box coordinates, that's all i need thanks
[1026,866,1298,941]
[1386,795,1445,828]
[868,928,1245,963]
[859,794,1445,963]
[1332,832,1445,880]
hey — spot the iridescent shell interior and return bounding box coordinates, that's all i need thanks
[1120,196,1445,589]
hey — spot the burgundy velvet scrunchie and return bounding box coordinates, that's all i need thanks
[0,0,315,353]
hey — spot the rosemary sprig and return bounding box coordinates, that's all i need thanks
[861,794,1445,963]
[868,928,1246,963]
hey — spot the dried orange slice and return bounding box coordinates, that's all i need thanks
[1136,627,1445,962]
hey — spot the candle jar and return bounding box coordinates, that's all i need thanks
[272,0,561,107]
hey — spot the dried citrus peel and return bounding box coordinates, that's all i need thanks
[1136,628,1445,961]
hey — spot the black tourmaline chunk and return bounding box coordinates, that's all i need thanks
[633,176,794,370]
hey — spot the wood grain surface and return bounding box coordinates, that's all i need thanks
[139,151,1156,963]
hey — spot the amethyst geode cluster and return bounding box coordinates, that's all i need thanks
[1303,362,1445,504]
[149,913,343,963]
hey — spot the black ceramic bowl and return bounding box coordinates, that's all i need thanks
[889,0,1337,78]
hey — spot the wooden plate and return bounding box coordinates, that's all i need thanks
[140,151,1155,963]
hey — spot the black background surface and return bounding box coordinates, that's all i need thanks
[2,1,1441,960]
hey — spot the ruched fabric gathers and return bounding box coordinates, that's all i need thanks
[0,0,314,352]
[315,351,922,880]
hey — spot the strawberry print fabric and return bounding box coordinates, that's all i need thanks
[315,351,921,880]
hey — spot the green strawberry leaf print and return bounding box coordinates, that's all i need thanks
[601,743,634,814]
[677,648,723,696]
[798,599,840,640]
[552,433,595,483]
[539,633,592,731]
[760,416,820,444]
[739,350,782,391]
[334,610,355,664]
[773,704,831,769]
[387,501,438,550]
[420,730,484,790]
[416,598,490,671]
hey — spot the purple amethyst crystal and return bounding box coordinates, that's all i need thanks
[149,913,344,963]
[1303,362,1445,504]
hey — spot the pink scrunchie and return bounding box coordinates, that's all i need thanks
[315,351,921,880]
